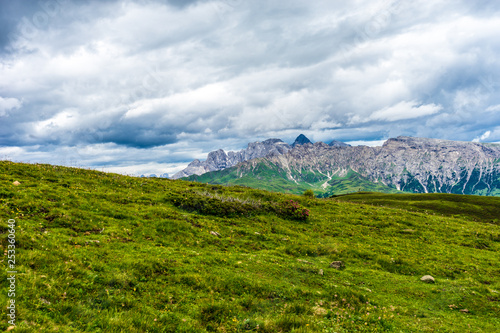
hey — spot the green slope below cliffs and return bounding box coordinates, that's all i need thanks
[186,161,400,196]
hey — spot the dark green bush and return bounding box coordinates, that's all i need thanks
[165,191,312,222]
[303,189,315,198]
[277,200,310,221]
[167,192,257,217]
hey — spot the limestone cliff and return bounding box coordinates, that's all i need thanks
[171,138,291,179]
[239,136,500,195]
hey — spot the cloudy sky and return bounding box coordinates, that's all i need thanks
[1,0,500,176]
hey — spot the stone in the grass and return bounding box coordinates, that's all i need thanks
[420,275,435,283]
[329,261,345,270]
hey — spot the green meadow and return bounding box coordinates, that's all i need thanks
[0,161,499,332]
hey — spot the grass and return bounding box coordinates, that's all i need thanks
[0,161,499,332]
[319,172,401,197]
[332,192,500,224]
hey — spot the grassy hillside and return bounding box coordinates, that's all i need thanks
[332,192,500,224]
[187,162,399,197]
[1,161,500,332]
[318,172,401,198]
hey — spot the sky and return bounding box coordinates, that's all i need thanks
[1,0,500,176]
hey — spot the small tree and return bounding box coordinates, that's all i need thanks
[303,189,315,199]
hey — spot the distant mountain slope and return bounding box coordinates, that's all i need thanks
[328,140,351,147]
[173,134,337,179]
[171,138,292,179]
[187,161,400,196]
[186,136,500,196]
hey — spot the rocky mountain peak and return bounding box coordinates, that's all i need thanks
[314,142,330,148]
[206,149,229,170]
[172,137,292,179]
[328,140,350,147]
[265,136,500,195]
[176,135,500,196]
[187,159,203,167]
[262,138,285,145]
[292,134,312,147]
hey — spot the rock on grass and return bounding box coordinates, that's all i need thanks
[420,275,435,283]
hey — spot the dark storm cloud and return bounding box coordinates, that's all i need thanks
[0,1,46,51]
[1,0,500,175]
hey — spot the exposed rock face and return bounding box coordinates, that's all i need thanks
[292,134,312,147]
[177,135,500,195]
[369,137,500,193]
[328,140,350,147]
[172,138,291,179]
[229,136,500,195]
[284,137,499,194]
[173,159,207,179]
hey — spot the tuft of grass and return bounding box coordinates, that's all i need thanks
[0,161,499,332]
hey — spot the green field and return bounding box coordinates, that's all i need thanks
[1,161,499,332]
[332,192,500,224]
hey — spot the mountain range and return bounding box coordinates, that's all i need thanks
[140,173,169,178]
[176,135,500,196]
[172,138,292,179]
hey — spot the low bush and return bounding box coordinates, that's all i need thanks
[276,200,310,221]
[167,192,259,217]
[303,189,315,198]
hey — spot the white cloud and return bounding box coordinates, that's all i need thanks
[367,101,443,122]
[346,140,387,147]
[0,97,22,117]
[310,118,342,131]
[32,109,79,131]
[1,0,500,170]
[349,100,443,124]
[486,104,500,112]
[473,130,491,143]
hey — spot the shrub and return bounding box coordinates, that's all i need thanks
[303,189,315,198]
[277,200,310,221]
[167,192,258,217]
